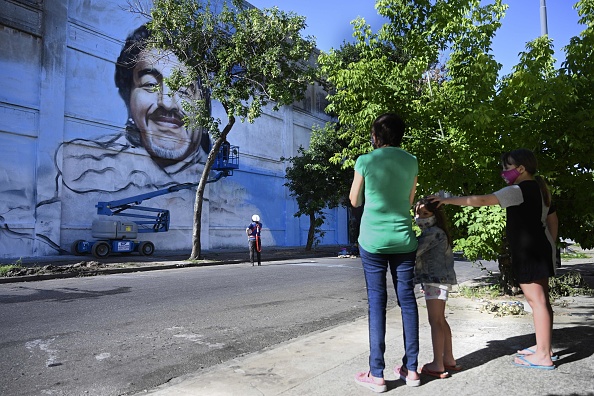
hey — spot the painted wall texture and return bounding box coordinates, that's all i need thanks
[0,0,348,259]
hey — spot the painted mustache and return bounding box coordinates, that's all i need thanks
[148,108,184,127]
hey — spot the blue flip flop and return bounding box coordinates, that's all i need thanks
[517,348,559,362]
[513,355,556,370]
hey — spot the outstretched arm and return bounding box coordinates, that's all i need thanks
[430,194,499,208]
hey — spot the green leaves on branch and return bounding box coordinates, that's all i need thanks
[283,124,352,250]
[321,0,594,258]
[148,0,317,134]
[144,0,317,259]
[319,0,507,187]
[452,205,505,262]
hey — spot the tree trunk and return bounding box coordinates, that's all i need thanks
[189,116,235,260]
[497,236,519,295]
[305,212,316,251]
[189,139,221,260]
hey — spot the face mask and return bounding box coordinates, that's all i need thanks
[415,215,436,229]
[501,168,521,185]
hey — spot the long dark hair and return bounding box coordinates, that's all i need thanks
[500,148,551,207]
[415,196,453,247]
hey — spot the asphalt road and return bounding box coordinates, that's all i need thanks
[0,256,496,396]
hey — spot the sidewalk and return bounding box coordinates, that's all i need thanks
[134,259,594,396]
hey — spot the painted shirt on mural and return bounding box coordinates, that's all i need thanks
[56,132,208,196]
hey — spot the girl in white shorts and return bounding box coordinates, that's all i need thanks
[414,197,460,379]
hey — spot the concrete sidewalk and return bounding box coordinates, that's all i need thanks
[136,262,594,396]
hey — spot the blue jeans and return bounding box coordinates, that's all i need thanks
[360,246,419,378]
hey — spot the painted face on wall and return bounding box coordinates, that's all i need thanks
[129,48,203,164]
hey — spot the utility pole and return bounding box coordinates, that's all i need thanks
[540,0,548,36]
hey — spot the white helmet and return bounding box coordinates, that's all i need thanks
[252,214,260,222]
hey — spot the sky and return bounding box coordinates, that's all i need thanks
[247,0,584,75]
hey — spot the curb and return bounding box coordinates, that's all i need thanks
[0,258,244,284]
[0,246,345,284]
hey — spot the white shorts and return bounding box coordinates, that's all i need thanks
[423,284,449,301]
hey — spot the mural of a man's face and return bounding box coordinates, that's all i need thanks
[129,48,203,164]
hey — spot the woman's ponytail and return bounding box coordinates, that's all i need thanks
[535,175,551,207]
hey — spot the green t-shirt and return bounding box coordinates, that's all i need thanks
[354,147,418,254]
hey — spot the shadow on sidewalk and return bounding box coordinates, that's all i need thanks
[454,325,594,371]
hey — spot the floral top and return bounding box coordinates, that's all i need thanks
[415,225,457,286]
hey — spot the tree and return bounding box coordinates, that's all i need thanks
[554,0,594,248]
[493,0,594,249]
[319,0,507,246]
[141,0,316,259]
[283,124,352,250]
[318,0,516,289]
[319,0,594,292]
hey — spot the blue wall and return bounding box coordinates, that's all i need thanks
[0,0,348,258]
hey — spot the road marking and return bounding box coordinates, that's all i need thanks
[167,327,224,349]
[286,262,356,269]
[95,352,111,360]
[25,338,60,367]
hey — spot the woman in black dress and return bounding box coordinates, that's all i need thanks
[430,148,558,370]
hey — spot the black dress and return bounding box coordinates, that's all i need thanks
[504,180,554,283]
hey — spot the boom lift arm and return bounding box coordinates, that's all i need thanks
[71,144,239,257]
[95,143,239,233]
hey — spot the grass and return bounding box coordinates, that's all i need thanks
[459,270,594,301]
[0,264,22,277]
[560,252,589,260]
[458,284,504,299]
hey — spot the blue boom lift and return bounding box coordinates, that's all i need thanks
[71,143,239,258]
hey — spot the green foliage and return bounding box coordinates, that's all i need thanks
[319,0,594,273]
[560,252,588,259]
[283,124,352,250]
[319,0,507,181]
[148,0,317,135]
[0,264,22,277]
[144,0,317,258]
[493,0,594,248]
[318,0,510,263]
[458,284,503,299]
[310,215,326,249]
[452,205,506,262]
[457,271,593,314]
[549,271,594,299]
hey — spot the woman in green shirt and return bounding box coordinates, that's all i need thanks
[350,113,420,392]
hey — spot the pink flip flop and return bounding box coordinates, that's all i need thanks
[354,371,387,393]
[394,365,421,387]
[421,365,451,379]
